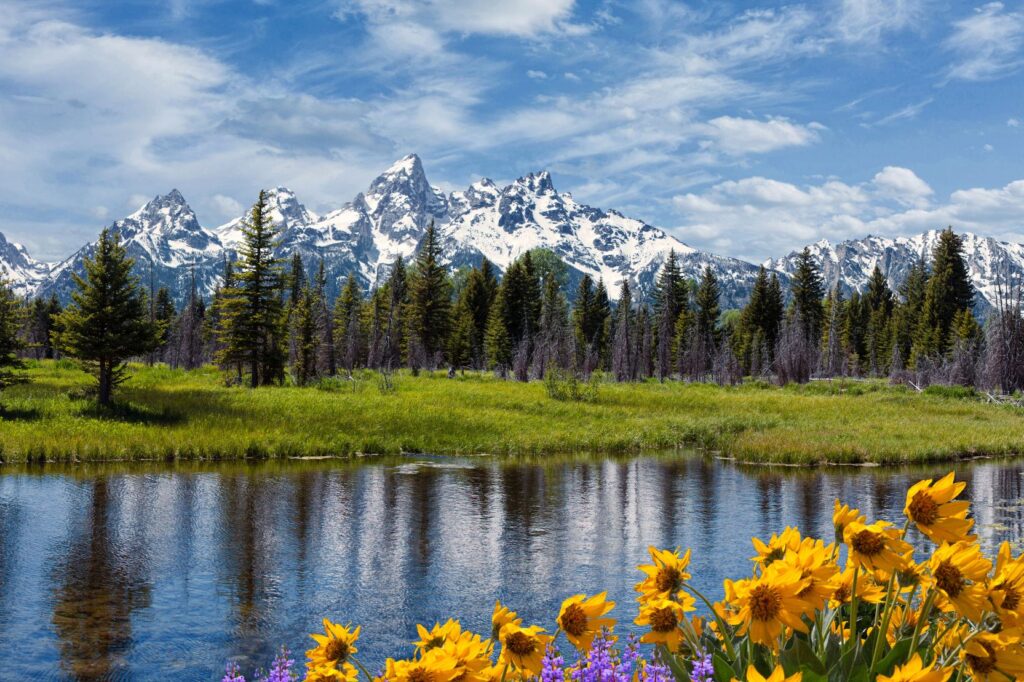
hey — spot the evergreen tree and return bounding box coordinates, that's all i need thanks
[737,266,782,373]
[334,274,364,373]
[789,247,825,342]
[485,288,513,373]
[612,280,634,381]
[894,257,928,364]
[214,191,287,387]
[821,287,846,377]
[406,222,452,368]
[913,228,975,361]
[292,284,320,385]
[534,276,571,378]
[841,291,869,374]
[653,251,687,381]
[458,259,497,367]
[26,295,60,360]
[0,275,25,393]
[865,265,895,374]
[500,251,542,348]
[382,257,408,371]
[314,261,336,376]
[448,299,475,370]
[693,266,720,346]
[173,268,206,370]
[288,253,306,305]
[54,228,157,404]
[153,286,176,362]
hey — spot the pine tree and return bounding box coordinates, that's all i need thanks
[381,257,407,371]
[288,253,306,305]
[790,247,825,342]
[534,276,571,378]
[500,252,542,348]
[448,300,475,371]
[173,267,205,370]
[654,250,687,381]
[912,228,975,361]
[313,261,336,376]
[292,284,320,385]
[54,228,157,405]
[612,280,634,382]
[821,287,846,377]
[406,222,452,368]
[458,259,497,367]
[153,286,176,362]
[0,275,25,393]
[865,265,895,374]
[335,274,364,373]
[214,191,287,387]
[894,257,928,364]
[485,288,513,374]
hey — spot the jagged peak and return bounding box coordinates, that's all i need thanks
[512,170,555,194]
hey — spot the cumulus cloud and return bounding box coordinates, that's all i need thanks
[944,2,1024,81]
[701,116,823,155]
[672,170,1024,261]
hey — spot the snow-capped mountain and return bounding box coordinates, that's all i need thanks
[40,190,226,304]
[0,232,51,297]
[214,186,317,250]
[766,230,1024,314]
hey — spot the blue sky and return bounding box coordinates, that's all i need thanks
[0,0,1022,263]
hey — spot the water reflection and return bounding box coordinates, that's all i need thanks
[0,454,1021,680]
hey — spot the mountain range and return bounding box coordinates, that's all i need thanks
[4,154,1023,314]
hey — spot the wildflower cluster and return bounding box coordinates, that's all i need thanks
[229,472,1024,681]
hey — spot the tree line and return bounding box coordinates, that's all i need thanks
[1,191,1023,406]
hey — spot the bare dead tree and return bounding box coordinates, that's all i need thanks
[775,313,815,385]
[982,277,1024,393]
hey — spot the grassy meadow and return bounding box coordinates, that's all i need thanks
[0,359,1022,465]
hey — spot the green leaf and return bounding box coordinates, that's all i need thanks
[712,652,737,682]
[874,638,914,677]
[657,645,691,682]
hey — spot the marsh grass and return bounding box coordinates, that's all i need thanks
[0,360,1022,464]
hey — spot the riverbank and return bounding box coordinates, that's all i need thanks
[0,360,1022,465]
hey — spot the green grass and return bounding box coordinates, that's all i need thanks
[0,360,1022,465]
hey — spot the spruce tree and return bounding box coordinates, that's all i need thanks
[55,228,157,405]
[485,288,513,373]
[406,222,452,368]
[335,274,364,373]
[0,275,25,394]
[153,286,176,362]
[448,300,475,370]
[913,228,975,360]
[612,280,634,381]
[458,259,497,367]
[894,257,928,364]
[214,191,287,387]
[288,253,305,305]
[654,250,687,381]
[292,284,320,385]
[789,247,824,342]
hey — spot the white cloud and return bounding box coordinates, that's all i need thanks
[984,143,994,151]
[672,170,1024,261]
[870,97,933,126]
[701,116,823,155]
[526,69,547,79]
[1008,117,1021,127]
[335,0,579,38]
[834,0,924,44]
[944,2,1024,81]
[872,166,933,206]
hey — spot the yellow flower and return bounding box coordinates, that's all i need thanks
[439,630,495,682]
[751,527,802,567]
[556,592,616,651]
[885,603,923,647]
[497,623,552,677]
[905,472,976,544]
[635,596,693,652]
[991,541,1024,626]
[415,619,464,653]
[844,520,912,574]
[724,562,810,649]
[305,661,360,682]
[491,601,522,640]
[960,631,1024,682]
[926,541,992,621]
[876,654,951,682]
[828,565,885,609]
[730,663,802,682]
[635,546,692,602]
[833,499,865,542]
[306,619,361,671]
[386,648,461,682]
[782,538,838,612]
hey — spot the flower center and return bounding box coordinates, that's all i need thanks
[763,547,786,565]
[424,636,445,651]
[934,560,965,598]
[908,492,940,526]
[749,584,782,622]
[851,530,885,556]
[655,566,682,593]
[833,584,851,604]
[325,638,350,663]
[649,606,679,632]
[965,642,996,675]
[505,631,536,657]
[558,604,587,637]
[409,667,433,682]
[1003,587,1021,611]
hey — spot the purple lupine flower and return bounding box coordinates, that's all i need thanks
[690,653,714,682]
[542,645,566,682]
[257,648,297,682]
[616,635,640,682]
[222,661,246,682]
[642,659,672,682]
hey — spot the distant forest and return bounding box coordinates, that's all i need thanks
[3,190,1023,404]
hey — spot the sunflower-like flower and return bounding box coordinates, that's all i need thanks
[904,472,976,544]
[926,541,992,621]
[635,546,692,603]
[885,603,923,647]
[751,527,802,567]
[556,592,616,651]
[306,619,361,672]
[729,663,802,682]
[991,541,1024,626]
[496,623,552,677]
[385,648,461,682]
[844,520,912,575]
[960,631,1024,682]
[305,662,360,682]
[491,601,522,640]
[833,500,865,543]
[415,619,464,653]
[723,561,810,649]
[876,654,952,682]
[635,596,693,652]
[782,537,838,612]
[438,630,494,682]
[828,565,886,609]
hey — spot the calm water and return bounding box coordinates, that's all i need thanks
[1,454,1023,681]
